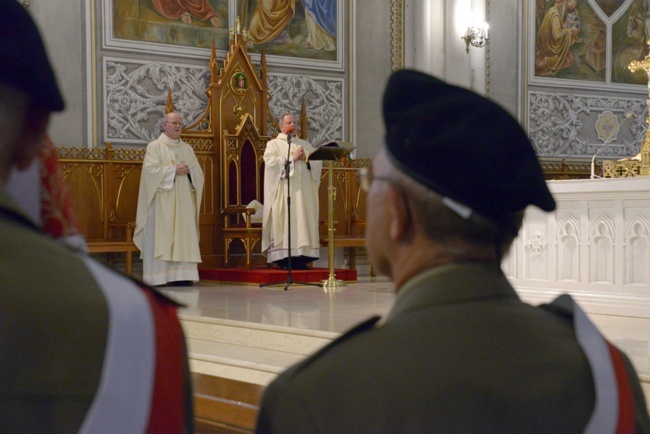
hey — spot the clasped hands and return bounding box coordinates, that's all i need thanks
[175,163,190,176]
[292,145,306,162]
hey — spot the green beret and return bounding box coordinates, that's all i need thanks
[382,70,555,220]
[0,0,64,111]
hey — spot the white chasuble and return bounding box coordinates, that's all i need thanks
[134,134,204,284]
[262,133,322,262]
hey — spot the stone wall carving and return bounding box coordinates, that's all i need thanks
[267,74,344,146]
[103,59,343,146]
[528,91,646,159]
[104,59,210,144]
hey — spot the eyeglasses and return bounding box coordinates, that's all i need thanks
[165,121,183,127]
[359,167,414,223]
[358,167,399,192]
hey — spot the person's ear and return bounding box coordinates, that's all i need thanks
[387,184,411,242]
[11,105,50,171]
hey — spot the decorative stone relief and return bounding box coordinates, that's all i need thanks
[624,216,650,286]
[589,215,615,284]
[556,215,581,282]
[528,91,646,159]
[267,74,344,147]
[525,231,548,258]
[104,59,210,144]
[104,59,344,146]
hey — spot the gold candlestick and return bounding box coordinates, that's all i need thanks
[322,160,345,294]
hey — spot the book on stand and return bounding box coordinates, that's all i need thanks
[306,141,355,162]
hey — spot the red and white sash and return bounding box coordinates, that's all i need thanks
[79,256,186,433]
[550,294,635,434]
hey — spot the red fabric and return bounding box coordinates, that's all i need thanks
[151,0,218,21]
[38,136,83,239]
[606,342,635,434]
[142,290,187,434]
[199,267,357,284]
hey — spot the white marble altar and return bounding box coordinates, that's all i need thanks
[505,177,650,382]
[506,177,650,297]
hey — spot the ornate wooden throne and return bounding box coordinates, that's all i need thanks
[177,30,272,269]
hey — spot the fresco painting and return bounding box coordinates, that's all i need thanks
[533,0,649,85]
[535,0,606,82]
[112,0,230,50]
[238,0,338,61]
[612,0,649,84]
[110,0,339,63]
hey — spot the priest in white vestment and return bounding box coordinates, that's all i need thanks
[262,113,322,269]
[134,112,204,286]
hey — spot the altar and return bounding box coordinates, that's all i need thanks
[505,177,650,379]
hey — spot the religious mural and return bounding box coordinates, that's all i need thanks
[238,0,338,62]
[612,0,650,84]
[532,0,649,85]
[106,0,341,68]
[111,0,230,51]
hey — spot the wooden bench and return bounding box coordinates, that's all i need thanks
[57,145,144,276]
[86,222,139,276]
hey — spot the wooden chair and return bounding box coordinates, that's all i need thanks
[222,114,267,269]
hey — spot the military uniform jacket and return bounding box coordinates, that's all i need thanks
[256,263,650,433]
[0,191,193,433]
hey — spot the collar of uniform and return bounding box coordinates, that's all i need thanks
[386,262,519,324]
[0,189,39,230]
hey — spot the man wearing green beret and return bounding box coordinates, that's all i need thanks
[255,70,650,433]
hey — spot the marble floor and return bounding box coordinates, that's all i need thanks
[156,271,650,382]
[164,275,395,334]
[117,262,646,409]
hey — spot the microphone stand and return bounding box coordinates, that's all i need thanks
[260,132,322,291]
[591,145,606,180]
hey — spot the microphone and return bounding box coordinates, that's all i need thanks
[591,147,606,180]
[285,131,293,175]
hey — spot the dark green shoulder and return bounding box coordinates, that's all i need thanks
[286,316,381,376]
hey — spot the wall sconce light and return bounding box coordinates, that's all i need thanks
[461,22,489,53]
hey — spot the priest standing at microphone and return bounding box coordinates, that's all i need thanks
[262,113,323,270]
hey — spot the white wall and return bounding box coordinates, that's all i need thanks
[28,0,87,147]
[486,0,522,118]
[352,0,394,159]
[405,0,488,96]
